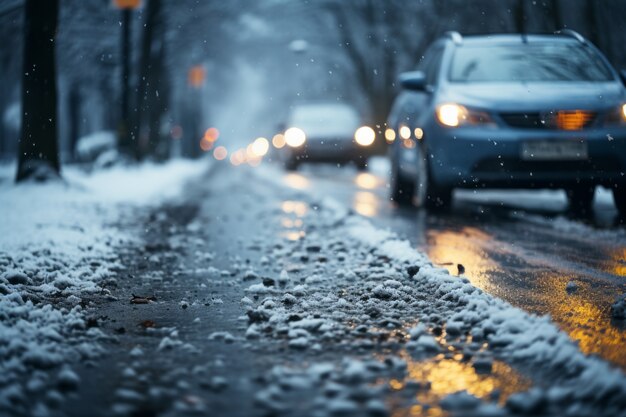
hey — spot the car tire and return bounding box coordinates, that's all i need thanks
[390,159,415,206]
[612,184,626,217]
[415,147,452,210]
[566,185,595,213]
[285,158,299,171]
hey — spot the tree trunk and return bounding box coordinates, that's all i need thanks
[585,0,599,46]
[514,0,526,34]
[68,83,80,161]
[16,0,60,182]
[133,0,161,160]
[551,0,563,30]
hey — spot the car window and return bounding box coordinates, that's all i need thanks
[425,47,444,86]
[449,43,614,82]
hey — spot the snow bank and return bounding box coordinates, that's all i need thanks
[240,192,626,415]
[0,159,208,414]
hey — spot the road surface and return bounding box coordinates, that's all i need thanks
[280,159,626,370]
[52,159,626,417]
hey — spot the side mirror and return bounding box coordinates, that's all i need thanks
[399,71,427,91]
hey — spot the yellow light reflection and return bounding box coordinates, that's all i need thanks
[606,247,626,276]
[284,173,310,190]
[281,200,308,217]
[354,173,380,190]
[281,218,304,228]
[427,228,499,291]
[385,351,531,417]
[353,191,379,217]
[531,271,626,368]
[281,230,306,241]
[426,227,626,370]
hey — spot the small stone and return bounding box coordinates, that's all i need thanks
[57,368,80,391]
[611,294,626,319]
[565,281,578,293]
[406,265,420,278]
[5,270,30,285]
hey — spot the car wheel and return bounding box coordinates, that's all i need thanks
[390,158,415,206]
[415,147,452,210]
[566,185,595,213]
[285,158,299,171]
[612,184,626,217]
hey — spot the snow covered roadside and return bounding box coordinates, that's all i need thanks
[0,159,208,415]
[238,185,626,416]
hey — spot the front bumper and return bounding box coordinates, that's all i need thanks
[288,139,371,163]
[408,123,626,189]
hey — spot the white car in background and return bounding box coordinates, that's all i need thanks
[281,102,376,170]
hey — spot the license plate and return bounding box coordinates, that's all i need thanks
[521,141,588,161]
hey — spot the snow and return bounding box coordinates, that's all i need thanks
[0,158,208,414]
[75,130,116,161]
[238,184,626,415]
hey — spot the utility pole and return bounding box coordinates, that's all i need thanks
[114,0,140,158]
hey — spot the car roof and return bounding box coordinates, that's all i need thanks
[447,34,580,47]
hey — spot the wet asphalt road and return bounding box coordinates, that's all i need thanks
[49,158,626,417]
[275,159,626,370]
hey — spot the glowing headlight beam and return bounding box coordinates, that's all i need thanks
[284,127,306,147]
[354,126,376,146]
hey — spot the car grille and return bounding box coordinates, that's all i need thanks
[500,111,597,130]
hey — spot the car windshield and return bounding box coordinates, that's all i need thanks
[289,104,360,132]
[449,42,614,82]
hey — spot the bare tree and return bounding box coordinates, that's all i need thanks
[133,0,164,160]
[16,0,60,182]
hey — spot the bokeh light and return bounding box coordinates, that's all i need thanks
[213,146,228,160]
[272,134,286,149]
[251,137,270,157]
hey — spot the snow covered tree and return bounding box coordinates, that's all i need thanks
[16,0,60,182]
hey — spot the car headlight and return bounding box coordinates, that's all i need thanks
[622,104,626,121]
[284,127,306,147]
[354,126,375,146]
[436,103,495,127]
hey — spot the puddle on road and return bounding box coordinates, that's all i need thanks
[283,173,310,190]
[384,351,531,417]
[280,200,308,241]
[353,191,379,217]
[605,247,626,277]
[424,225,626,369]
[355,172,382,190]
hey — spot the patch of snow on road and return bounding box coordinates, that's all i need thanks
[0,159,208,415]
[241,194,626,416]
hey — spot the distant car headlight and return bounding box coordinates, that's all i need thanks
[354,126,375,146]
[436,103,495,128]
[284,127,306,147]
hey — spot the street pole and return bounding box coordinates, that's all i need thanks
[114,0,140,158]
[119,8,132,156]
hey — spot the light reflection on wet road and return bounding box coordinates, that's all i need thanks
[276,161,626,370]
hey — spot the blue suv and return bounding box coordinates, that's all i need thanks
[388,31,626,215]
